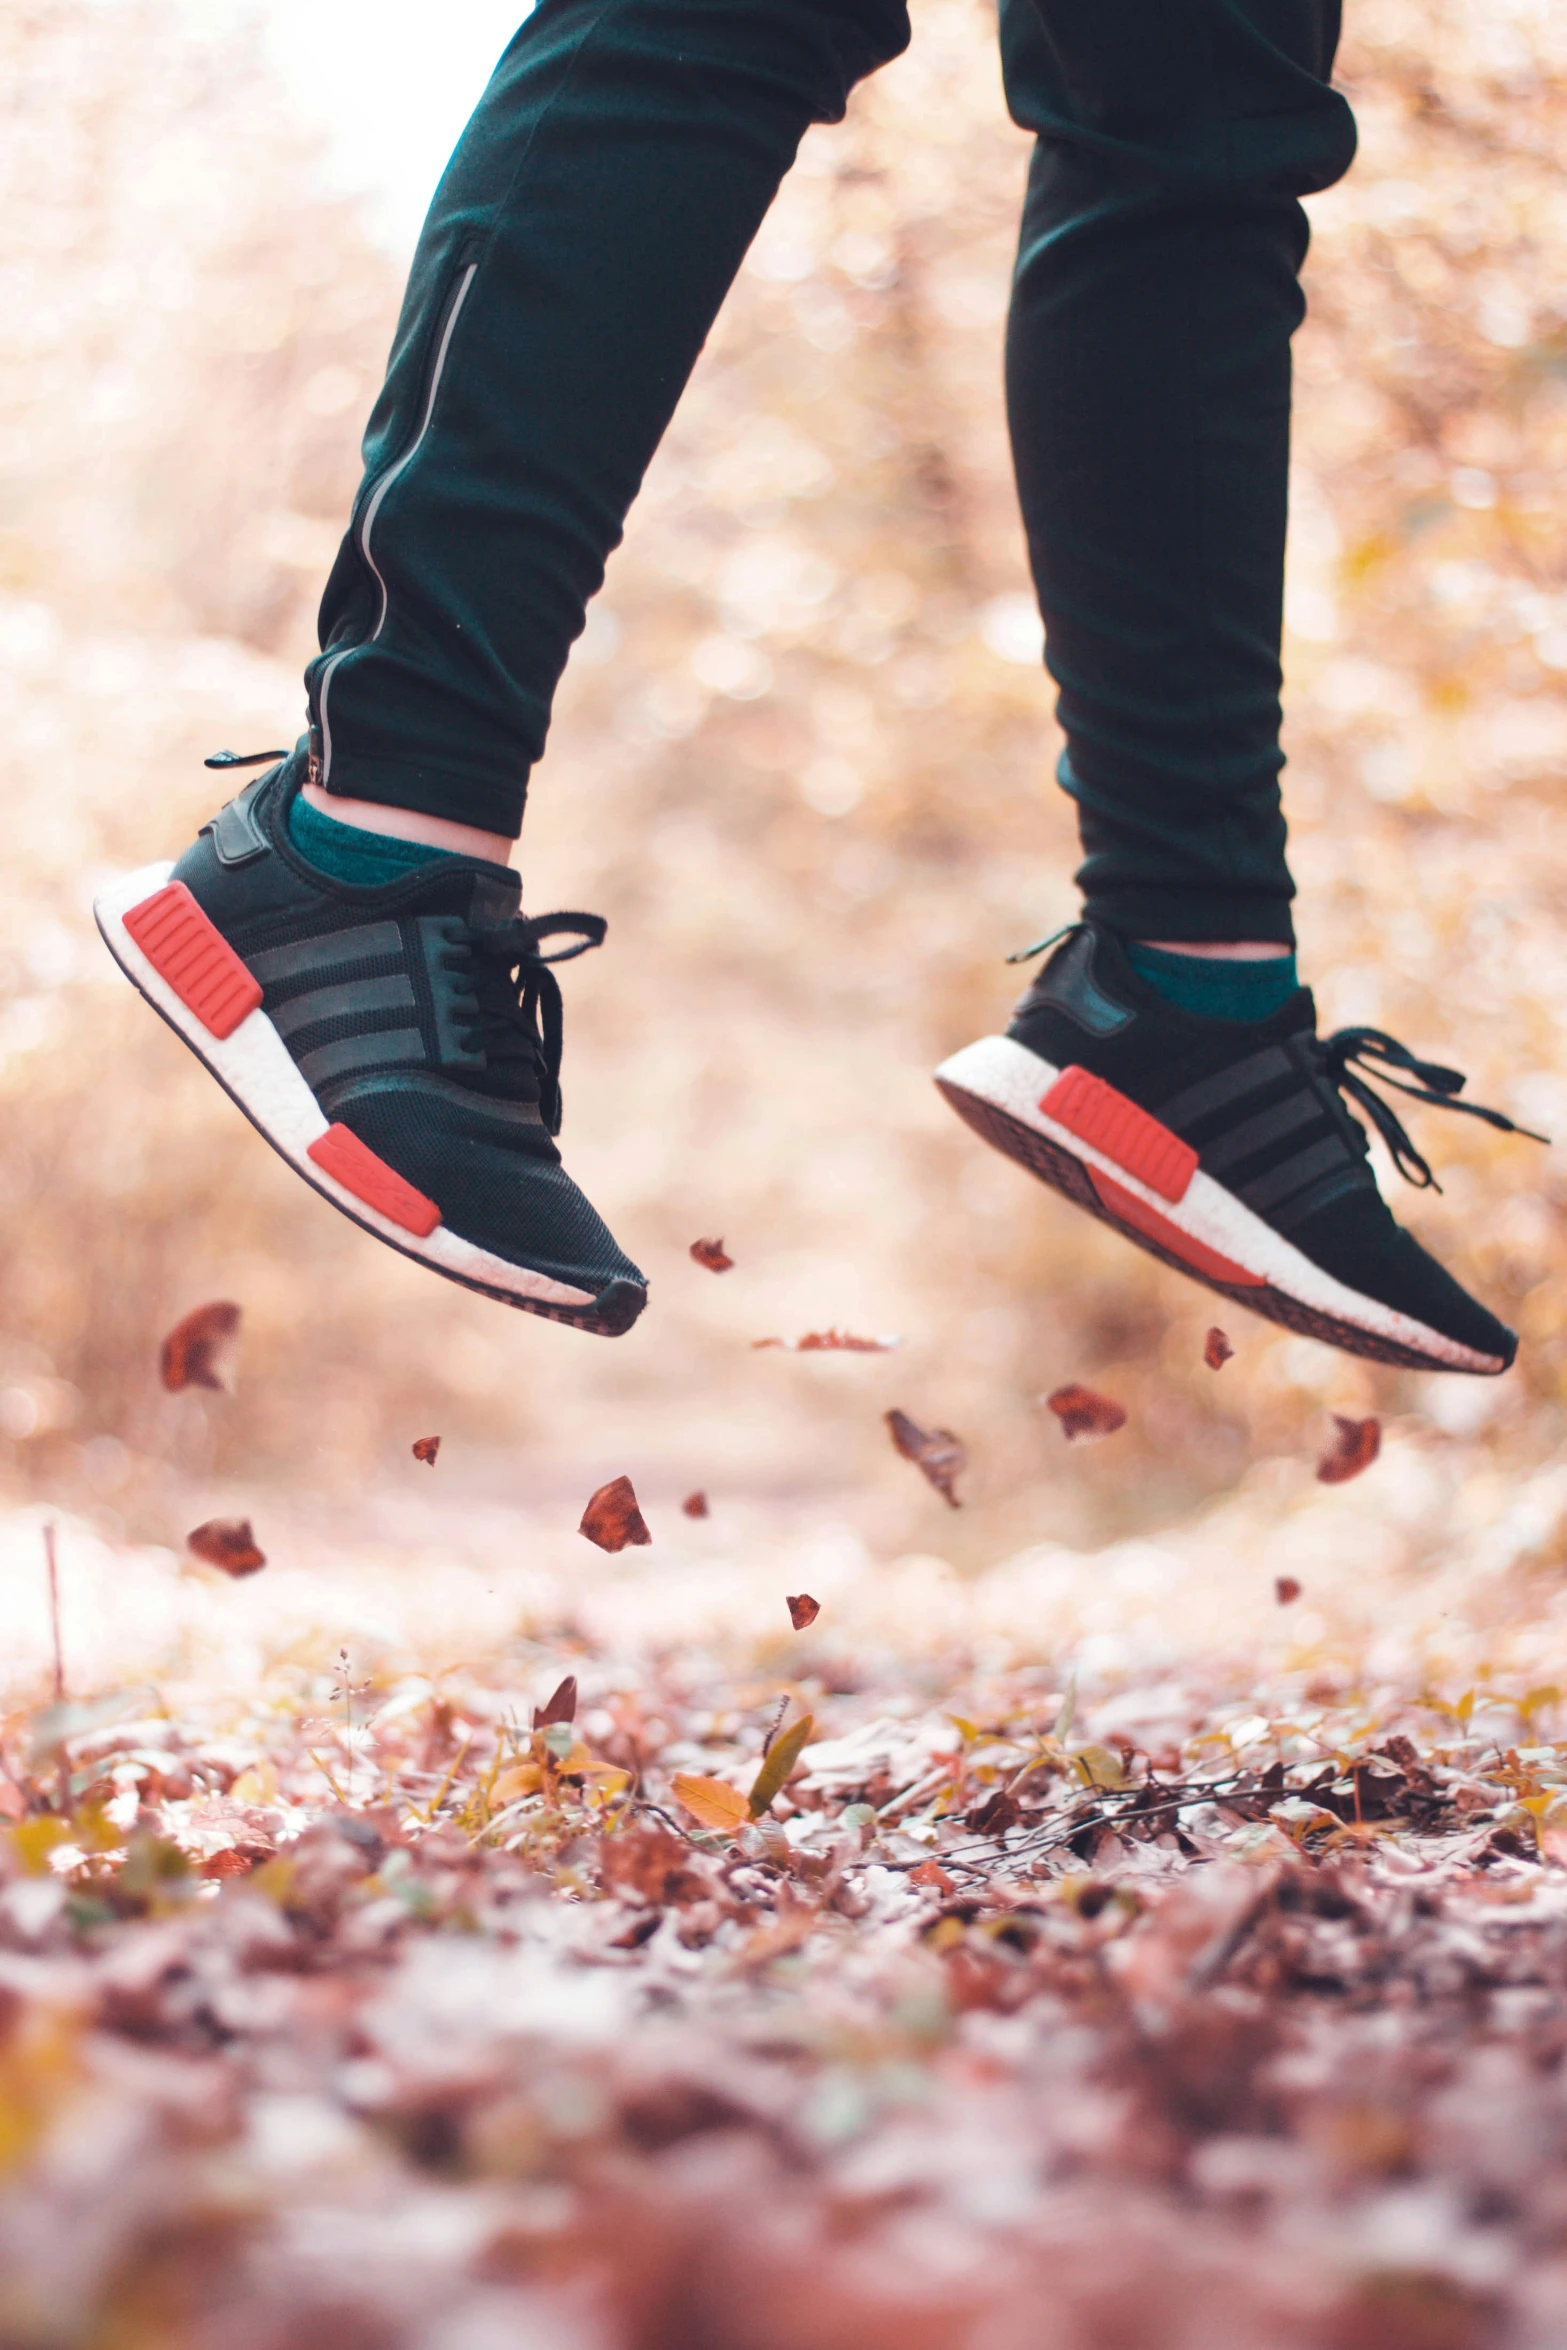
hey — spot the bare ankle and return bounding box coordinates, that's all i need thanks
[1136,939,1292,961]
[300,783,514,867]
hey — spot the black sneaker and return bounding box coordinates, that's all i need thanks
[935,923,1540,1375]
[94,749,647,1335]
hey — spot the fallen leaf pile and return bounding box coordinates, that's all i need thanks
[1,1644,1566,2345]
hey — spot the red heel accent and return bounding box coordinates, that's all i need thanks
[1089,1170,1265,1288]
[1040,1067,1197,1203]
[122,882,263,1040]
[307,1125,440,1238]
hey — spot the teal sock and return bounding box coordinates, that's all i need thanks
[1126,940,1299,1023]
[288,793,463,888]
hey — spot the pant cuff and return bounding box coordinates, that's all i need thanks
[322,749,526,840]
[1083,886,1296,949]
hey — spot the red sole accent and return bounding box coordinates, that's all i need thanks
[1040,1067,1198,1203]
[122,882,263,1041]
[307,1124,440,1238]
[1089,1170,1266,1288]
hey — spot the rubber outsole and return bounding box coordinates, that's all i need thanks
[935,1034,1507,1376]
[95,863,647,1338]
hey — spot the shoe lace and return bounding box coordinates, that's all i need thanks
[462,909,606,1135]
[1315,1026,1547,1190]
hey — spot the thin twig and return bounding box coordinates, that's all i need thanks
[44,1521,64,1703]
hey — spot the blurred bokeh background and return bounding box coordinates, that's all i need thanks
[0,0,1564,1626]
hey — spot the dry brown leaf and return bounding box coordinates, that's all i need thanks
[1204,1327,1235,1370]
[187,1517,266,1577]
[672,1773,750,1833]
[411,1435,441,1466]
[1275,1576,1303,1605]
[753,1330,900,1352]
[908,1859,956,1897]
[681,1491,710,1519]
[885,1408,966,1507]
[579,1475,652,1552]
[786,1593,820,1630]
[690,1238,734,1272]
[533,1674,578,1729]
[159,1300,241,1393]
[1317,1415,1381,1485]
[1046,1384,1128,1442]
[200,1847,254,1879]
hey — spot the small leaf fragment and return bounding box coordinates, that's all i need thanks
[1046,1384,1127,1442]
[579,1475,652,1552]
[690,1238,734,1273]
[1317,1414,1381,1485]
[1275,1576,1303,1605]
[160,1301,241,1393]
[681,1491,710,1519]
[533,1674,578,1729]
[187,1517,266,1577]
[1204,1327,1234,1370]
[411,1435,441,1466]
[885,1408,966,1507]
[748,1712,816,1819]
[753,1330,901,1353]
[786,1593,820,1631]
[672,1773,750,1833]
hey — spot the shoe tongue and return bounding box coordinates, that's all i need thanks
[466,866,522,925]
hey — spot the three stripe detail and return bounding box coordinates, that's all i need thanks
[1041,1043,1364,1235]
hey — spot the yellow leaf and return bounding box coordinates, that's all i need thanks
[748,1713,816,1819]
[9,1818,68,1875]
[1456,1690,1476,1726]
[1071,1744,1126,1791]
[229,1764,276,1805]
[672,1773,750,1834]
[491,1763,544,1805]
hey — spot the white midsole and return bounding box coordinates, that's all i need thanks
[94,861,596,1312]
[935,1033,1501,1374]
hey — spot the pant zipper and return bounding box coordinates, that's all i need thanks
[315,249,482,784]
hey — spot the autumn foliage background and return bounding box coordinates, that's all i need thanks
[1,2,1566,2345]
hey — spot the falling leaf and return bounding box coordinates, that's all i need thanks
[753,1330,900,1352]
[672,1773,750,1833]
[1317,1415,1381,1485]
[1204,1327,1234,1370]
[187,1517,266,1577]
[411,1435,441,1466]
[1276,1576,1303,1606]
[690,1238,734,1272]
[533,1675,578,1729]
[1046,1384,1128,1442]
[748,1712,816,1819]
[579,1476,652,1552]
[159,1300,241,1393]
[786,1593,821,1630]
[682,1491,709,1519]
[885,1408,966,1507]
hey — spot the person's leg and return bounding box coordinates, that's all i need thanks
[998,0,1356,951]
[304,0,910,845]
[100,0,910,1333]
[936,6,1533,1374]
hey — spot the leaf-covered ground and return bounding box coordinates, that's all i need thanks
[5,1493,1567,2350]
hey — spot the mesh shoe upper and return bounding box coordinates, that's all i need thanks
[169,750,644,1299]
[1006,924,1521,1366]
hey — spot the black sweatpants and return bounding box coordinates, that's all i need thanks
[304,0,1357,945]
